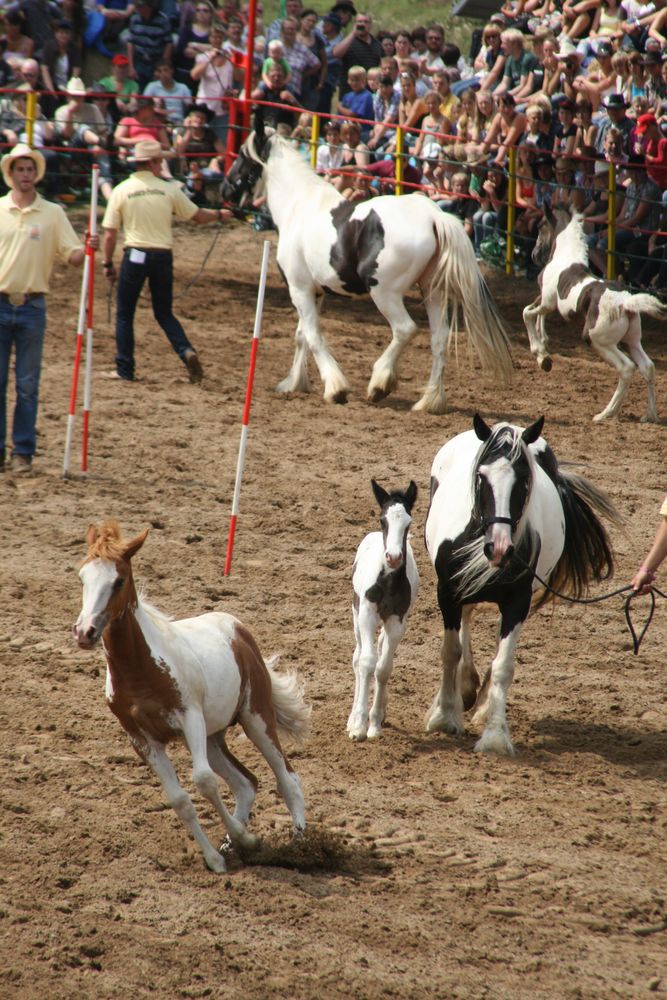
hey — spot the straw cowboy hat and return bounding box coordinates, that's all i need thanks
[127,139,165,163]
[1,143,46,187]
[66,77,87,96]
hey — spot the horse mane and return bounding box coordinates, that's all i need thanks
[259,133,343,208]
[559,210,589,263]
[86,520,127,561]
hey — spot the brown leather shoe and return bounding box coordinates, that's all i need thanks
[184,351,204,384]
[10,453,32,473]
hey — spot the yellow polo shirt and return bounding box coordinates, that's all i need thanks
[0,193,82,295]
[102,171,198,250]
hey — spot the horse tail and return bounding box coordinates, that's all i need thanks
[622,292,667,320]
[540,470,622,607]
[265,655,312,742]
[429,209,513,383]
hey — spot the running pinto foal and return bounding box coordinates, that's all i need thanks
[348,480,419,740]
[72,522,310,873]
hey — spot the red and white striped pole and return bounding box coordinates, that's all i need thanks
[81,165,99,474]
[224,240,271,576]
[63,165,99,478]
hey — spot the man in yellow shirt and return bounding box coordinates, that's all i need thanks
[0,144,90,474]
[102,139,231,383]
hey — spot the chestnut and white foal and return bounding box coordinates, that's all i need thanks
[73,522,310,874]
[348,480,419,740]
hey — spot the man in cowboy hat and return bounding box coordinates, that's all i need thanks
[101,138,232,383]
[595,92,634,156]
[0,143,93,473]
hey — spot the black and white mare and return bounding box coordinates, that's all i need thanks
[424,414,622,756]
[523,206,666,423]
[221,117,512,414]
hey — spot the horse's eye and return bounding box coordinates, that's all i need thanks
[112,578,124,591]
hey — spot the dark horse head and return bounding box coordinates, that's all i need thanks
[220,111,272,207]
[531,204,574,268]
[472,412,544,568]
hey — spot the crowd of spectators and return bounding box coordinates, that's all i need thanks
[2,0,667,286]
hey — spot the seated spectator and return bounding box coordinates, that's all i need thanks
[378,31,395,58]
[365,155,423,193]
[91,0,135,56]
[332,118,369,192]
[413,90,449,170]
[574,96,598,154]
[538,36,563,101]
[385,69,427,153]
[561,0,597,42]
[366,66,381,94]
[431,68,458,121]
[98,54,141,118]
[553,97,577,157]
[571,40,616,111]
[479,92,526,167]
[250,62,299,130]
[41,20,81,109]
[436,168,476,238]
[144,60,193,127]
[595,92,634,156]
[175,0,214,87]
[343,166,378,202]
[191,24,236,145]
[174,104,221,201]
[419,22,445,81]
[337,65,374,140]
[470,22,505,96]
[289,110,314,159]
[493,28,538,102]
[114,95,175,174]
[523,102,551,149]
[0,9,34,72]
[393,31,413,75]
[556,40,585,103]
[54,78,114,200]
[2,83,60,195]
[635,112,667,194]
[551,156,582,210]
[317,118,344,176]
[278,15,320,104]
[588,153,659,276]
[472,163,508,257]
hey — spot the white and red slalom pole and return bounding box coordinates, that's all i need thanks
[63,164,99,479]
[81,166,99,474]
[224,240,271,576]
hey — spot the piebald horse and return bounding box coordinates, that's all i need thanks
[221,115,513,414]
[523,206,665,422]
[73,522,310,873]
[425,414,622,756]
[349,480,419,740]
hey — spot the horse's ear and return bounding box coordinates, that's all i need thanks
[86,523,99,546]
[254,108,266,152]
[122,527,150,562]
[473,413,492,441]
[371,479,390,509]
[522,416,545,445]
[405,480,418,511]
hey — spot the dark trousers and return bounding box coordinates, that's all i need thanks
[115,249,194,380]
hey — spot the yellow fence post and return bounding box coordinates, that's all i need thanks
[506,146,517,276]
[395,127,404,196]
[310,112,320,172]
[25,91,37,147]
[606,163,617,281]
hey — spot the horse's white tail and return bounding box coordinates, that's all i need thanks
[623,292,667,320]
[265,656,312,742]
[429,210,513,382]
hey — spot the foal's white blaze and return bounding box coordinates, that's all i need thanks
[74,560,117,646]
[480,458,516,566]
[384,502,411,569]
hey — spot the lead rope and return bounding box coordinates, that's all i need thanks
[509,552,666,655]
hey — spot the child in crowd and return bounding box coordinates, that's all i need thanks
[261,40,291,88]
[343,167,378,202]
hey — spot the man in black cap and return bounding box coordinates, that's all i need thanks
[595,93,634,156]
[329,2,356,27]
[318,11,344,113]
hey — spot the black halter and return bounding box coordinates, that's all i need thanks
[480,514,516,532]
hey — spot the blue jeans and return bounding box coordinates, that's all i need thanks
[0,296,46,458]
[115,249,195,379]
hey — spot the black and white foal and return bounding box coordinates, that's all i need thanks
[348,480,419,740]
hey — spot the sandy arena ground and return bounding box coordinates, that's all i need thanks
[1,219,666,1000]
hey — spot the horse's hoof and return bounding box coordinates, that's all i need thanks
[348,728,368,742]
[332,390,348,405]
[539,356,553,373]
[426,713,463,736]
[205,851,227,874]
[368,386,389,404]
[474,731,516,756]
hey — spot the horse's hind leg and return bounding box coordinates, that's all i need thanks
[368,617,406,738]
[143,738,227,873]
[589,336,635,422]
[426,597,464,735]
[412,288,448,415]
[522,297,553,371]
[367,287,418,403]
[459,605,480,711]
[281,286,349,403]
[239,708,306,833]
[207,733,258,826]
[623,317,658,422]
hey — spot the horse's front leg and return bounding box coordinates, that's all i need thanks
[459,604,480,711]
[367,287,418,404]
[474,597,530,756]
[275,315,312,395]
[412,288,448,415]
[426,594,464,735]
[368,617,406,738]
[282,285,349,403]
[347,602,378,740]
[522,296,553,372]
[142,737,228,873]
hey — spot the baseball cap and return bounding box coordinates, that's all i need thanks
[112,53,129,66]
[636,113,657,133]
[322,12,342,27]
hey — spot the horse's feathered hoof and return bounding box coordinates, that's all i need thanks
[539,356,553,373]
[368,386,389,404]
[332,390,348,404]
